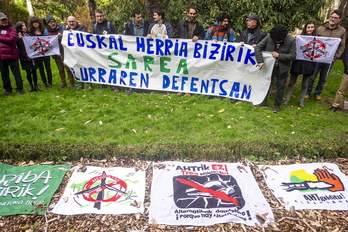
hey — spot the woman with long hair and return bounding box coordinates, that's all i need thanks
[283,21,317,107]
[15,21,40,92]
[27,16,53,88]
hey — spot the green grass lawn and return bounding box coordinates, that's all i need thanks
[1,58,348,161]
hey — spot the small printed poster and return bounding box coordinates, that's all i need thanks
[22,35,60,58]
[259,163,348,210]
[51,166,145,215]
[149,161,274,226]
[0,162,70,216]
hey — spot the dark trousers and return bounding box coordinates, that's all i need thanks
[35,56,52,85]
[1,59,23,91]
[263,66,288,107]
[306,62,333,96]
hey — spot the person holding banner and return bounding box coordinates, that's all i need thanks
[330,45,348,112]
[305,10,346,101]
[0,12,24,95]
[283,21,317,108]
[28,16,53,88]
[147,8,173,39]
[255,25,296,113]
[66,16,92,91]
[44,14,75,89]
[93,9,119,91]
[125,9,149,37]
[175,5,204,97]
[15,21,40,92]
[204,13,236,43]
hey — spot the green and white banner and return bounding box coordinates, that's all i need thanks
[62,31,275,105]
[0,163,70,216]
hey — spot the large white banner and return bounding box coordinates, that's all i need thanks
[22,35,60,58]
[295,35,341,64]
[62,31,275,105]
[259,163,348,210]
[51,166,146,215]
[149,162,274,226]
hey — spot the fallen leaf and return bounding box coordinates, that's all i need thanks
[99,121,103,125]
[132,129,137,133]
[79,109,83,112]
[291,132,295,134]
[60,110,68,113]
[266,116,271,118]
[218,109,225,113]
[148,115,152,118]
[56,96,60,98]
[227,125,232,129]
[55,128,65,131]
[84,119,93,124]
[209,115,214,117]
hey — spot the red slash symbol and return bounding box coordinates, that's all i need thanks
[176,178,239,206]
[75,171,127,209]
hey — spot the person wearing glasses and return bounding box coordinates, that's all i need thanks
[305,10,346,101]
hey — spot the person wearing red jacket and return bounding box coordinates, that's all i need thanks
[0,12,23,95]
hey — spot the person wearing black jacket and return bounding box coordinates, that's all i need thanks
[175,5,204,42]
[239,14,266,47]
[125,9,149,37]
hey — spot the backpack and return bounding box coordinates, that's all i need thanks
[210,25,231,38]
[93,21,111,34]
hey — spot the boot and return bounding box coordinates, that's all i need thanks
[28,84,34,92]
[34,85,41,92]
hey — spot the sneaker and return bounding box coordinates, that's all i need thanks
[283,100,289,105]
[185,93,191,96]
[4,90,11,95]
[43,83,48,88]
[330,106,338,112]
[16,90,23,95]
[314,95,321,101]
[273,106,280,113]
[58,84,67,89]
[99,85,107,89]
[299,102,305,108]
[47,83,53,88]
[304,94,310,100]
[205,95,213,99]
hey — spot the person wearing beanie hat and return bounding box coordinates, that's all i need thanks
[0,12,24,95]
[255,25,296,113]
[44,14,75,89]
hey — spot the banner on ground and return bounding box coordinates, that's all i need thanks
[22,35,60,58]
[259,163,348,210]
[149,161,274,226]
[295,35,341,64]
[0,162,70,216]
[62,31,275,105]
[51,166,145,215]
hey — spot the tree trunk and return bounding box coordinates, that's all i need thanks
[26,0,35,16]
[87,0,96,24]
[339,0,348,30]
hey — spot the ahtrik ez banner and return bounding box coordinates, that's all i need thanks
[150,162,274,226]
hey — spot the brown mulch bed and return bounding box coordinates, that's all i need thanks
[1,157,348,232]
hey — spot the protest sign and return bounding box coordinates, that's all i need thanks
[295,35,341,64]
[62,31,275,105]
[0,162,70,216]
[51,166,145,215]
[22,35,60,58]
[259,163,348,210]
[149,161,273,226]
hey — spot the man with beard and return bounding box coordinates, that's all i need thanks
[175,5,204,42]
[44,14,75,89]
[305,10,346,101]
[175,5,204,97]
[204,12,236,42]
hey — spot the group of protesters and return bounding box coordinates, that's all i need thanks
[0,7,347,113]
